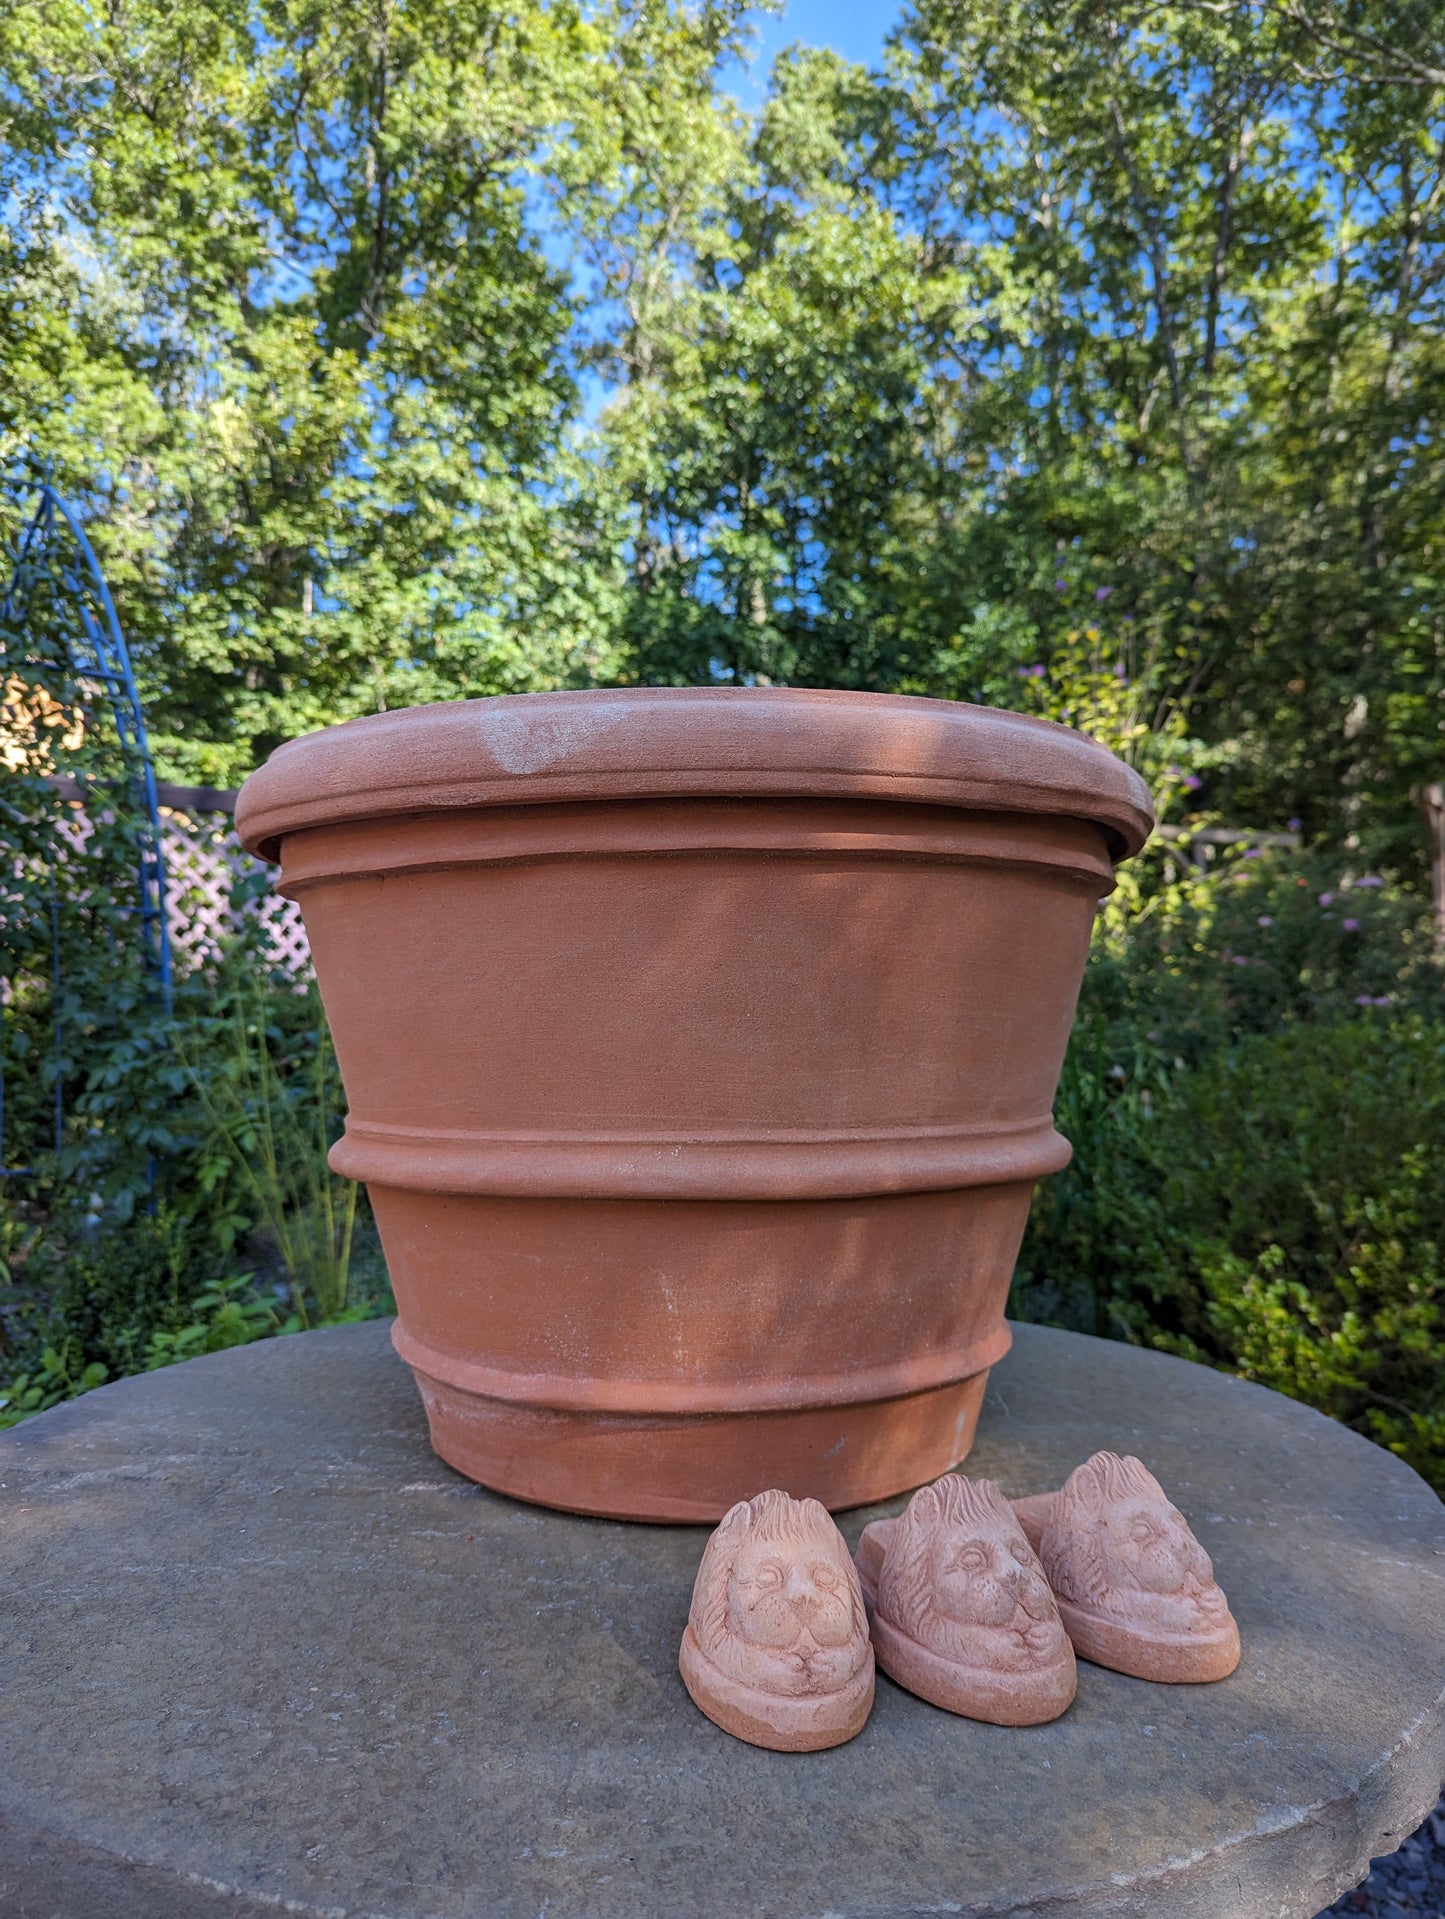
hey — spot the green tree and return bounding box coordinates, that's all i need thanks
[1,0,635,782]
[4,0,1442,868]
[887,0,1445,866]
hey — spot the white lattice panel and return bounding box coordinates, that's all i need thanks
[161,809,311,977]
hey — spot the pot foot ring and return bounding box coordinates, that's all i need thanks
[404,1362,993,1522]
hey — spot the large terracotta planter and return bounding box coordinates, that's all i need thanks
[236,689,1151,1521]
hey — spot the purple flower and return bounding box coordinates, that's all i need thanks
[1054,578,1066,591]
[1355,875,1384,888]
[1183,773,1202,792]
[1243,848,1263,859]
[1343,917,1359,932]
[1095,585,1113,602]
[1374,994,1393,1006]
[1288,817,1302,831]
[1355,994,1374,1006]
[1318,892,1334,907]
[1231,955,1249,967]
[1014,663,1046,679]
[1257,914,1274,927]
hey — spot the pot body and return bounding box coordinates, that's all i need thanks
[238,691,1152,1520]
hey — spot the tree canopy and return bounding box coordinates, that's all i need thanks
[3,0,1442,871]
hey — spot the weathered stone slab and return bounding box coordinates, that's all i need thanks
[0,1320,1441,1919]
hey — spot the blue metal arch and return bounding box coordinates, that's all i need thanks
[3,483,174,1002]
[0,480,173,1178]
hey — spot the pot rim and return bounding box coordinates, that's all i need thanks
[235,686,1154,864]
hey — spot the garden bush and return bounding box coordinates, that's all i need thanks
[0,1199,287,1429]
[1015,845,1445,1493]
[0,968,392,1423]
[35,1207,229,1376]
[1164,1021,1444,1488]
[0,637,388,1421]
[0,869,387,1416]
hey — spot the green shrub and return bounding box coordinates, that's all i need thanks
[38,1210,205,1369]
[1148,1018,1444,1489]
[0,1237,280,1431]
[140,1273,281,1370]
[1085,843,1441,1064]
[1011,1015,1173,1339]
[1017,1016,1445,1493]
[0,679,378,1425]
[0,1346,111,1427]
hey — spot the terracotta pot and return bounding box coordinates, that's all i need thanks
[236,689,1151,1522]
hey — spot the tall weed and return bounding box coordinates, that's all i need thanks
[181,983,356,1325]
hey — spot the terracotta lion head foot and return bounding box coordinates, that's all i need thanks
[679,1489,875,1751]
[1014,1451,1241,1683]
[856,1475,1076,1725]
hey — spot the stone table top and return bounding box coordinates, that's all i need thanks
[1,1320,1442,1919]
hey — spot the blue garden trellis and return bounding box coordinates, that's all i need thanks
[0,479,173,1178]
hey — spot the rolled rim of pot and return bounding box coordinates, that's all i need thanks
[234,687,1155,865]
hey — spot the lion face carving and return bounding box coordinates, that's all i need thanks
[1042,1452,1232,1636]
[689,1489,871,1701]
[878,1475,1068,1674]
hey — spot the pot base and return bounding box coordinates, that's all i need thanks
[403,1340,992,1522]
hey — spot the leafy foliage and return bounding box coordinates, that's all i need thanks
[1015,852,1445,1492]
[0,1216,280,1431]
[0,691,375,1404]
[0,940,384,1419]
[180,981,358,1324]
[2,0,1442,863]
[1176,1030,1445,1489]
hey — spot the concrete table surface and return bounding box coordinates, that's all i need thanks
[0,1320,1441,1919]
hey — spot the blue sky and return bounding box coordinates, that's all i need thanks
[727,0,906,105]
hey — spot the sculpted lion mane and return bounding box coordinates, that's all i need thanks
[1042,1450,1191,1608]
[690,1488,867,1668]
[681,1488,876,1747]
[877,1473,1021,1643]
[1043,1451,1153,1605]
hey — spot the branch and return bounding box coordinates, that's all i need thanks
[1159,0,1445,88]
[1106,97,1186,418]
